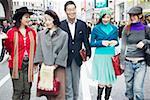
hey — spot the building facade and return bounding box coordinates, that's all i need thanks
[115,0,150,22]
[12,0,52,15]
[0,0,12,19]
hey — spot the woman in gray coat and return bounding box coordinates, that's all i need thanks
[34,10,68,100]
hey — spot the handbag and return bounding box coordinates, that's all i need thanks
[144,26,150,66]
[144,44,150,66]
[0,47,9,64]
[37,64,60,96]
[0,33,9,64]
[111,53,123,76]
[80,49,87,61]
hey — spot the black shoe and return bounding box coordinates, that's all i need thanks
[97,86,104,100]
[105,86,112,100]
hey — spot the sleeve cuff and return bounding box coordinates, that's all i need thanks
[55,58,67,67]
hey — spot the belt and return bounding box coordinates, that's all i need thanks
[125,59,145,63]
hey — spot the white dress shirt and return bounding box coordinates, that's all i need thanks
[67,19,77,39]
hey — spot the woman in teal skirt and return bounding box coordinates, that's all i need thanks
[90,9,119,100]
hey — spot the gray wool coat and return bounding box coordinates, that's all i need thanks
[34,27,68,67]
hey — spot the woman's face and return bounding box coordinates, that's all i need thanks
[130,14,139,23]
[21,13,30,26]
[44,14,54,29]
[102,14,111,25]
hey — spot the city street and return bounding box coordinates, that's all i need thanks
[0,48,150,100]
[1,0,150,100]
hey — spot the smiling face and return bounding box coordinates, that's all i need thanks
[65,4,76,21]
[102,14,111,25]
[130,14,139,23]
[21,13,30,26]
[44,14,55,29]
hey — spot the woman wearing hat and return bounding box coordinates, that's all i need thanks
[120,6,150,100]
[90,9,119,100]
[34,10,68,100]
[4,7,36,100]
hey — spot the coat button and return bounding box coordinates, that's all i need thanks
[72,50,74,53]
[72,42,74,44]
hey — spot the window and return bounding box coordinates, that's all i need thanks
[17,2,19,6]
[14,2,16,6]
[23,2,25,6]
[32,3,34,7]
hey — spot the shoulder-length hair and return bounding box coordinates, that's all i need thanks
[45,10,61,26]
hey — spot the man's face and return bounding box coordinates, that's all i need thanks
[147,16,150,22]
[3,21,8,27]
[65,4,76,20]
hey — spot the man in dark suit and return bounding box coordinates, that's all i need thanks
[60,1,91,100]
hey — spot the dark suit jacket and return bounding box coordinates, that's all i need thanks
[60,19,91,66]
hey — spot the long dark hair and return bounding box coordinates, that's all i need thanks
[14,14,24,28]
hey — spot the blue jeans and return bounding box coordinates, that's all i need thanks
[124,60,147,100]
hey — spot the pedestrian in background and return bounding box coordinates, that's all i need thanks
[4,7,36,100]
[90,9,119,100]
[2,20,10,33]
[34,10,68,100]
[120,6,150,100]
[145,13,150,27]
[0,25,8,64]
[60,1,91,100]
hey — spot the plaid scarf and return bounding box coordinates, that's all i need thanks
[12,31,35,82]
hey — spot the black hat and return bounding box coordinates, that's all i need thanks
[13,7,33,21]
[128,6,143,15]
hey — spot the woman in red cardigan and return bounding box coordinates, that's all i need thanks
[4,7,36,100]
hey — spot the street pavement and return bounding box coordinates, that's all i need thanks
[0,48,150,100]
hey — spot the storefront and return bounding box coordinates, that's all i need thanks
[0,0,12,19]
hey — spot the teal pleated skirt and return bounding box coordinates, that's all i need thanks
[92,54,117,85]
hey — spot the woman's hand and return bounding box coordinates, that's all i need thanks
[33,64,39,74]
[102,40,110,46]
[136,41,145,49]
[109,40,118,47]
[54,65,58,69]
